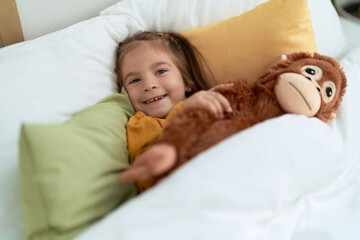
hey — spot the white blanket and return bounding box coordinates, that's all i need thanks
[76,47,360,240]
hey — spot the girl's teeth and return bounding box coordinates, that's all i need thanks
[146,96,164,104]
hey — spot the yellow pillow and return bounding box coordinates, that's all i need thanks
[182,0,317,87]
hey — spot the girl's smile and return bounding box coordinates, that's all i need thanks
[143,94,168,104]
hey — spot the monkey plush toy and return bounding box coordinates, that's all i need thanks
[121,52,347,187]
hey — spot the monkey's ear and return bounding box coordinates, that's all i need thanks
[270,54,288,67]
[280,54,288,62]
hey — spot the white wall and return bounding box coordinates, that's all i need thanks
[15,0,121,40]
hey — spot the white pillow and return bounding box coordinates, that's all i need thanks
[100,0,348,59]
[0,15,141,239]
[100,0,268,32]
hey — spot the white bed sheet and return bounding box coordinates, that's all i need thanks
[75,47,360,239]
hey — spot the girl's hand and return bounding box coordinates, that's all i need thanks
[184,83,233,118]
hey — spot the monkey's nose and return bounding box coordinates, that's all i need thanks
[305,76,321,92]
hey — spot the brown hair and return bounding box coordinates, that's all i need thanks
[115,31,212,95]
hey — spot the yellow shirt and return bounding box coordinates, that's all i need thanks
[126,102,186,192]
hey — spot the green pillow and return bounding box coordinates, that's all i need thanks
[18,89,137,240]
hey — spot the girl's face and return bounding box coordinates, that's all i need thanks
[121,42,188,118]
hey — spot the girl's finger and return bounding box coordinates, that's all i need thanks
[210,83,234,92]
[208,103,222,118]
[206,93,228,118]
[215,93,232,113]
[199,96,219,118]
[208,96,224,118]
[208,91,232,113]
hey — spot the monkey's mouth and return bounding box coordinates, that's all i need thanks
[289,82,312,111]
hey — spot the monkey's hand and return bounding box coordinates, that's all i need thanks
[120,143,177,182]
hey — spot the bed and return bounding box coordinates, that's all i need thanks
[1,0,360,239]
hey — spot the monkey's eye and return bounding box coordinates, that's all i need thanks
[301,65,323,81]
[321,81,336,103]
[305,68,316,75]
[326,87,332,97]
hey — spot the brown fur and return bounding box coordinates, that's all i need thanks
[153,52,347,182]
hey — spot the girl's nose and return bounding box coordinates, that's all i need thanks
[143,77,159,91]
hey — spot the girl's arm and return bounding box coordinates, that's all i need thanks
[121,84,234,183]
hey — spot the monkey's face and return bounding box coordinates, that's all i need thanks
[273,54,346,122]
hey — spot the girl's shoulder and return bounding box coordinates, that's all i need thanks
[128,111,150,124]
[131,111,147,120]
[127,111,166,128]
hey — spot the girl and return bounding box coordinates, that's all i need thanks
[116,31,232,192]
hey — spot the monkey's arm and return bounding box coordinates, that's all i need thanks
[158,106,218,165]
[120,106,217,183]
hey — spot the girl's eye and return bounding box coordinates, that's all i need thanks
[129,79,140,85]
[155,69,167,75]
